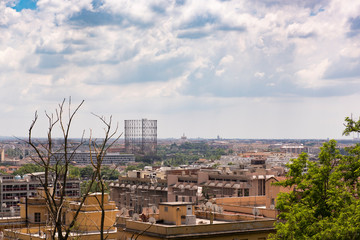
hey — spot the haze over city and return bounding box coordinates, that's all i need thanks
[1,0,360,139]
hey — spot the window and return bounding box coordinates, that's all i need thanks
[244,189,249,196]
[182,196,185,202]
[189,197,192,202]
[34,212,41,223]
[175,195,178,202]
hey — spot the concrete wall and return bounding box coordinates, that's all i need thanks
[213,196,277,218]
[214,196,266,206]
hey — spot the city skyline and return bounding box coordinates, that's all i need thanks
[1,0,360,139]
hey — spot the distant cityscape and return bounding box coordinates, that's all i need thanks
[0,118,359,239]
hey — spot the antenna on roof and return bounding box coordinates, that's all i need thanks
[205,202,213,210]
[148,217,156,224]
[211,204,218,212]
[218,206,223,213]
[132,213,140,221]
[120,207,127,216]
[252,207,260,216]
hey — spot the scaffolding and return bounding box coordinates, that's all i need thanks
[125,119,157,155]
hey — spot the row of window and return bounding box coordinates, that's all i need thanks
[2,192,27,200]
[208,177,248,182]
[175,195,193,202]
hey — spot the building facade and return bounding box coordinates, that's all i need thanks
[110,175,168,213]
[0,174,80,216]
[167,168,273,204]
[4,191,119,240]
[118,201,276,240]
[50,152,135,165]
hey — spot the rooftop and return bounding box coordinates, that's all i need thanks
[159,202,193,206]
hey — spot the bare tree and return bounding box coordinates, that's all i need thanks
[26,98,120,240]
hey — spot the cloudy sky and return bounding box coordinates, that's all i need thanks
[1,0,360,139]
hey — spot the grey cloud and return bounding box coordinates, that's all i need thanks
[182,65,360,98]
[347,16,360,37]
[350,16,360,30]
[217,25,246,32]
[288,31,316,39]
[151,4,167,15]
[68,8,154,29]
[85,55,191,85]
[70,46,140,67]
[37,54,66,69]
[68,9,123,27]
[175,0,186,6]
[35,45,75,55]
[177,31,210,39]
[91,0,104,9]
[296,84,360,97]
[324,57,360,79]
[181,13,218,29]
[257,0,329,9]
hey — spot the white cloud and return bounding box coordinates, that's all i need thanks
[295,59,331,88]
[0,0,360,138]
[254,72,265,78]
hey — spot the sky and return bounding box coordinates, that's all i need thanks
[1,0,360,139]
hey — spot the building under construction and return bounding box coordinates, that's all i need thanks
[125,119,157,155]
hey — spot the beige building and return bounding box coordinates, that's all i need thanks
[110,174,168,212]
[118,201,275,240]
[167,168,278,203]
[3,189,119,240]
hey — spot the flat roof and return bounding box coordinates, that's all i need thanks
[159,202,193,206]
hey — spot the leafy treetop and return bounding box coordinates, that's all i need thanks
[270,117,360,239]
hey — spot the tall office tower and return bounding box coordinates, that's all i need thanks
[125,119,157,155]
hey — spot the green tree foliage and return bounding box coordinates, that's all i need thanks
[270,137,360,239]
[78,165,119,180]
[68,165,80,179]
[100,166,119,180]
[125,163,146,172]
[158,142,228,166]
[125,165,137,172]
[80,165,94,179]
[81,180,110,195]
[13,163,45,176]
[343,116,360,136]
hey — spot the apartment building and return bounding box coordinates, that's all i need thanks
[110,174,168,213]
[0,173,80,215]
[167,167,278,204]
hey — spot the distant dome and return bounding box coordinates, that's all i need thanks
[15,175,22,180]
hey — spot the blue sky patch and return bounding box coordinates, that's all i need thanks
[11,0,37,12]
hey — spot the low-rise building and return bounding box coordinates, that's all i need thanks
[50,152,135,166]
[110,175,168,212]
[3,190,119,240]
[167,168,277,204]
[118,201,276,240]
